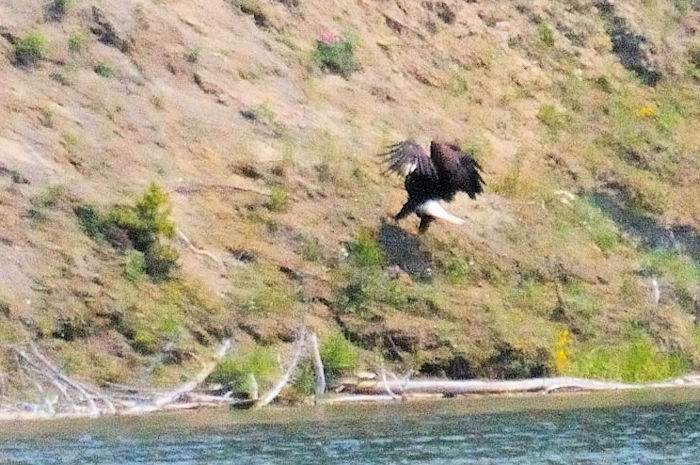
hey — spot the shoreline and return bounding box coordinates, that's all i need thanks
[3,375,700,423]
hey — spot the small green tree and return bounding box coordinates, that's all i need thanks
[75,183,179,281]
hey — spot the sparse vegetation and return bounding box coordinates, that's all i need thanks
[346,228,383,269]
[300,237,324,263]
[334,228,416,314]
[234,0,270,28]
[68,31,86,54]
[266,186,288,212]
[447,70,470,97]
[440,255,472,284]
[60,132,79,157]
[0,291,10,317]
[2,0,700,399]
[184,46,200,63]
[49,0,73,19]
[537,104,565,132]
[536,21,555,47]
[312,32,361,79]
[14,32,47,67]
[643,250,699,308]
[94,61,114,78]
[26,185,66,225]
[687,46,700,79]
[620,170,670,215]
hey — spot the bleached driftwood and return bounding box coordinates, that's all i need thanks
[322,394,397,404]
[0,339,232,421]
[380,365,400,400]
[254,331,307,409]
[30,345,114,414]
[247,373,259,400]
[125,339,231,414]
[176,228,227,275]
[308,332,326,397]
[173,184,269,197]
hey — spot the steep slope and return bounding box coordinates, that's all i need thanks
[1,0,699,394]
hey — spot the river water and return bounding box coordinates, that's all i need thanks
[2,388,700,464]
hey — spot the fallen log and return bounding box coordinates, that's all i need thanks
[352,375,700,396]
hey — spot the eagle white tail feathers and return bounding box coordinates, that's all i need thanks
[416,200,465,225]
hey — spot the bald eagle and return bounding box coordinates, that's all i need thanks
[381,140,485,233]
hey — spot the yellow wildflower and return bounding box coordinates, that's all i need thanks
[637,106,655,117]
[553,329,571,373]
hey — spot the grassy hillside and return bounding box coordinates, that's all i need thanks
[1,0,699,397]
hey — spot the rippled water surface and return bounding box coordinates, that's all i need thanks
[2,388,700,464]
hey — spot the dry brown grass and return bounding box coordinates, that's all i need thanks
[0,0,698,388]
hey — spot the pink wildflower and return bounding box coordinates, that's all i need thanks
[319,29,341,44]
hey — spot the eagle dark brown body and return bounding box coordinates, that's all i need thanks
[382,140,485,233]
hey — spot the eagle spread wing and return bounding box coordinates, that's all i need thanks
[380,140,438,179]
[430,142,485,199]
[381,139,485,232]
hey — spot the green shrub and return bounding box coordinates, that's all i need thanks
[49,0,73,18]
[266,186,288,212]
[335,228,416,313]
[144,243,180,281]
[68,31,86,54]
[536,21,555,47]
[75,204,102,237]
[576,197,621,252]
[240,283,294,315]
[94,61,113,77]
[312,34,361,79]
[32,185,65,209]
[590,224,619,252]
[562,281,600,319]
[209,346,278,394]
[15,32,47,66]
[60,132,79,156]
[236,0,270,28]
[320,332,359,380]
[124,250,146,281]
[567,333,689,382]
